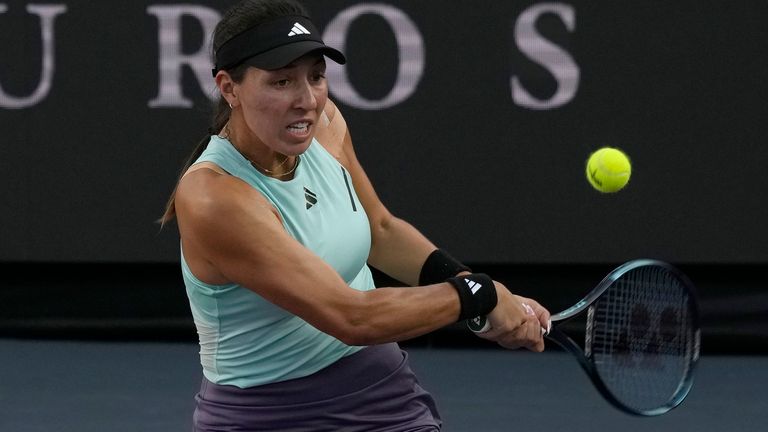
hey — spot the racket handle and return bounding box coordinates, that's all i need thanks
[467,313,552,335]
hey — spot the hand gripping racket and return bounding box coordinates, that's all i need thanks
[468,259,700,416]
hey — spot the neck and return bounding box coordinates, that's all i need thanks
[248,153,300,178]
[220,122,299,178]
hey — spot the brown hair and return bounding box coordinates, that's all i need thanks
[159,0,308,226]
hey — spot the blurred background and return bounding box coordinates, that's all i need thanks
[1,0,766,353]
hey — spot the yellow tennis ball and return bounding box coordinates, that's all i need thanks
[586,147,631,193]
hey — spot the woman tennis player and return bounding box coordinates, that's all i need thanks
[159,0,551,430]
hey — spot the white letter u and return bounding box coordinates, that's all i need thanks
[0,4,67,109]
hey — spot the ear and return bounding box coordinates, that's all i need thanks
[215,71,238,108]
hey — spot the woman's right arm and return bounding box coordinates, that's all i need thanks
[175,168,544,350]
[175,167,464,345]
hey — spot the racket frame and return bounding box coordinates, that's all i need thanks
[545,259,701,416]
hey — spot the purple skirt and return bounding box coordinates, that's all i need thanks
[193,343,442,431]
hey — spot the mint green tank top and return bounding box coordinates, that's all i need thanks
[181,135,375,388]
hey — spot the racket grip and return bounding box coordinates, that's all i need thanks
[467,315,552,335]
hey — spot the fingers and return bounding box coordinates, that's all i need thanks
[474,284,549,352]
[521,302,534,315]
[519,297,551,330]
[486,305,545,351]
[521,303,545,352]
[494,319,544,351]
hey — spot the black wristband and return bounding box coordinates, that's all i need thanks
[419,249,471,286]
[446,273,498,321]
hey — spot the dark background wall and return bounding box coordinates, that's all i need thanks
[1,1,766,352]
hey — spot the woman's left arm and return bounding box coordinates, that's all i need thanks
[316,100,437,286]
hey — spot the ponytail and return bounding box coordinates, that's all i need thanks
[159,0,292,226]
[158,98,232,227]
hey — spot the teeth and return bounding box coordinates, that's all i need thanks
[288,122,309,132]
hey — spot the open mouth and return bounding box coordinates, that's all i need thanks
[287,121,310,135]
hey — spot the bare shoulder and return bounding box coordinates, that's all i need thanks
[174,163,285,284]
[175,164,278,227]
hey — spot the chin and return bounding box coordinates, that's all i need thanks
[282,139,313,156]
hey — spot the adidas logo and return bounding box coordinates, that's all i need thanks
[288,22,311,37]
[465,278,482,295]
[304,186,317,209]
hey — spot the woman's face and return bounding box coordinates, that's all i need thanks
[235,55,328,156]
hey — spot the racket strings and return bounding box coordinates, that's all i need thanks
[587,266,696,413]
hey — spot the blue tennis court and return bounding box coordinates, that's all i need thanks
[1,338,765,432]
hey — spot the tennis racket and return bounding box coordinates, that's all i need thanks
[468,259,700,416]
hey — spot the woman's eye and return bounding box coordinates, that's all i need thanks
[275,79,290,87]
